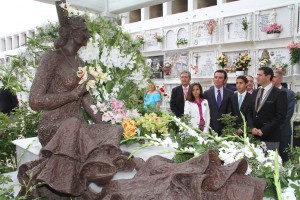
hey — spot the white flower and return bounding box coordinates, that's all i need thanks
[86,80,96,90]
[77,66,88,84]
[90,105,98,114]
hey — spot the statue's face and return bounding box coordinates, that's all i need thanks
[72,25,90,46]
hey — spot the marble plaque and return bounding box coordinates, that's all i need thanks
[223,14,249,43]
[257,6,293,40]
[147,55,164,78]
[257,48,290,73]
[191,20,218,46]
[144,30,163,51]
[165,51,189,78]
[190,51,216,78]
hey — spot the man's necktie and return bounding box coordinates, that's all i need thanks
[217,90,222,108]
[238,94,243,110]
[256,88,264,111]
[184,87,188,100]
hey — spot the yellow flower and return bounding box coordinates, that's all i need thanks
[122,118,137,139]
[86,80,96,91]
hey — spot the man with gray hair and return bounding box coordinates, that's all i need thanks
[170,71,191,117]
[272,70,295,162]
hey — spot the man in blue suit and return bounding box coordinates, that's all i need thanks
[273,70,295,162]
[204,69,233,135]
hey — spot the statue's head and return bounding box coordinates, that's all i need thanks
[54,1,90,49]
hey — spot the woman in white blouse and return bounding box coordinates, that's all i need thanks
[184,82,210,133]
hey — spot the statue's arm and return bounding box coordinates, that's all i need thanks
[29,52,82,111]
[82,93,103,124]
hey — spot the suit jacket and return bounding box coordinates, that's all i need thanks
[280,87,295,137]
[228,92,252,128]
[170,85,185,117]
[204,87,233,135]
[248,86,287,142]
[184,100,210,133]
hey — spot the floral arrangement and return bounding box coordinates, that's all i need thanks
[216,54,228,68]
[135,113,169,135]
[263,23,283,34]
[272,63,288,75]
[241,17,248,31]
[123,113,300,199]
[136,35,145,44]
[189,64,198,74]
[233,52,251,71]
[154,32,164,42]
[176,38,188,45]
[258,58,271,67]
[205,19,218,35]
[157,85,170,102]
[164,62,172,68]
[287,42,300,65]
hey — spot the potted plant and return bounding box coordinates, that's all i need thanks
[241,17,248,39]
[263,23,282,39]
[233,52,251,75]
[176,38,188,47]
[216,54,228,69]
[272,63,288,75]
[287,42,300,74]
[154,33,164,42]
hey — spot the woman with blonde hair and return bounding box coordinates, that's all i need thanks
[144,82,161,109]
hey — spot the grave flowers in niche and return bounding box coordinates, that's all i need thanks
[154,33,164,42]
[216,54,228,69]
[272,63,288,75]
[233,52,251,74]
[135,35,145,44]
[287,42,300,74]
[176,38,188,47]
[205,19,218,35]
[263,23,282,39]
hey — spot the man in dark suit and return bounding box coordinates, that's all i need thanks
[248,67,287,151]
[170,71,191,117]
[204,69,233,135]
[273,70,295,162]
[228,75,252,135]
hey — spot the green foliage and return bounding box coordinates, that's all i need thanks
[0,104,40,173]
[219,113,237,136]
[241,17,248,31]
[290,48,300,65]
[172,153,194,163]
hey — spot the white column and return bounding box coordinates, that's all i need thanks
[141,7,149,21]
[188,0,197,11]
[163,1,172,17]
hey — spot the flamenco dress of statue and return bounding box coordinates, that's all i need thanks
[18,1,267,199]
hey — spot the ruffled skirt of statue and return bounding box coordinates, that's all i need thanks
[17,117,136,198]
[100,150,266,200]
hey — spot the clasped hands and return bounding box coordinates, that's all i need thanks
[251,128,263,137]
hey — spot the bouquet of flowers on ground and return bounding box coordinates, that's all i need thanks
[287,42,300,65]
[154,32,164,42]
[263,23,282,34]
[272,63,288,75]
[233,52,251,71]
[176,38,188,45]
[205,19,218,35]
[216,54,228,68]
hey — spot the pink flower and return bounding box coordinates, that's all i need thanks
[263,23,282,34]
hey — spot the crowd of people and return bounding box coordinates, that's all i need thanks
[144,67,294,162]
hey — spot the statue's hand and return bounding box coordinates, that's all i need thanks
[72,82,88,100]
